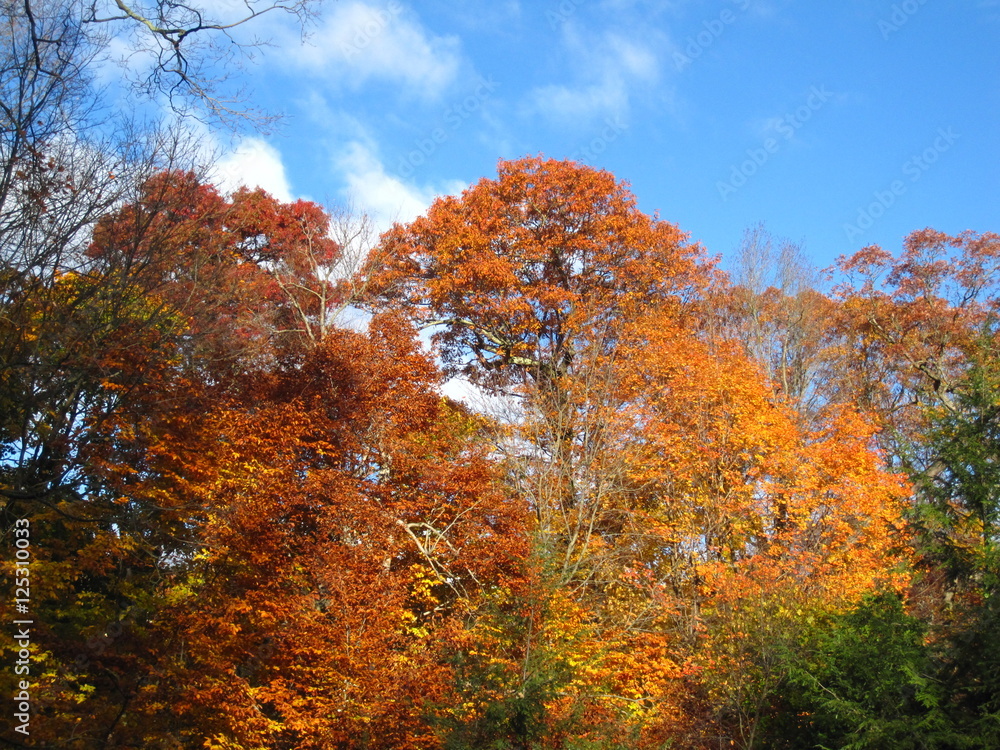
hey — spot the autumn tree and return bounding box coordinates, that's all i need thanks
[718,223,835,423]
[86,170,356,368]
[832,229,1000,604]
[1,0,216,516]
[364,157,718,743]
[116,315,527,749]
[830,228,1000,748]
[0,158,422,747]
[364,157,914,747]
[1,19,217,743]
[1,5,234,739]
[601,307,911,747]
[3,163,532,748]
[1,0,448,743]
[832,228,1000,465]
[366,154,709,566]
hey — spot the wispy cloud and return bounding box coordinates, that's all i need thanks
[525,26,664,127]
[283,1,463,99]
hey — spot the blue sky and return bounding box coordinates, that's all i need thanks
[206,0,999,277]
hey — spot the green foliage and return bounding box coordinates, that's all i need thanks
[758,593,944,750]
[753,589,1000,750]
[913,335,1000,583]
[935,593,1000,745]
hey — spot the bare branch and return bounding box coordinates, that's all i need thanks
[17,0,323,129]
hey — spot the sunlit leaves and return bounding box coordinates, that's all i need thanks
[12,152,996,748]
[365,156,711,388]
[362,157,915,748]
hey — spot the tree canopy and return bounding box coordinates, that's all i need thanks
[1,63,998,744]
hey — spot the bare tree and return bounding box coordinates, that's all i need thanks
[13,0,323,128]
[724,222,833,421]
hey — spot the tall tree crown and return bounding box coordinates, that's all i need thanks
[365,156,713,388]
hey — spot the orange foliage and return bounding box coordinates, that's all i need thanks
[832,228,1000,442]
[613,309,912,744]
[4,162,939,748]
[362,157,914,747]
[365,155,712,388]
[111,315,528,747]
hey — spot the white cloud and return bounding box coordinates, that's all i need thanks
[530,78,630,126]
[607,34,660,82]
[213,138,294,202]
[286,1,462,98]
[333,139,464,232]
[526,27,663,126]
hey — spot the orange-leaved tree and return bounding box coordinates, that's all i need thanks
[364,156,716,744]
[116,314,528,748]
[4,171,528,748]
[832,228,1000,643]
[831,229,1000,452]
[614,309,912,747]
[86,170,352,367]
[364,155,712,580]
[364,157,914,747]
